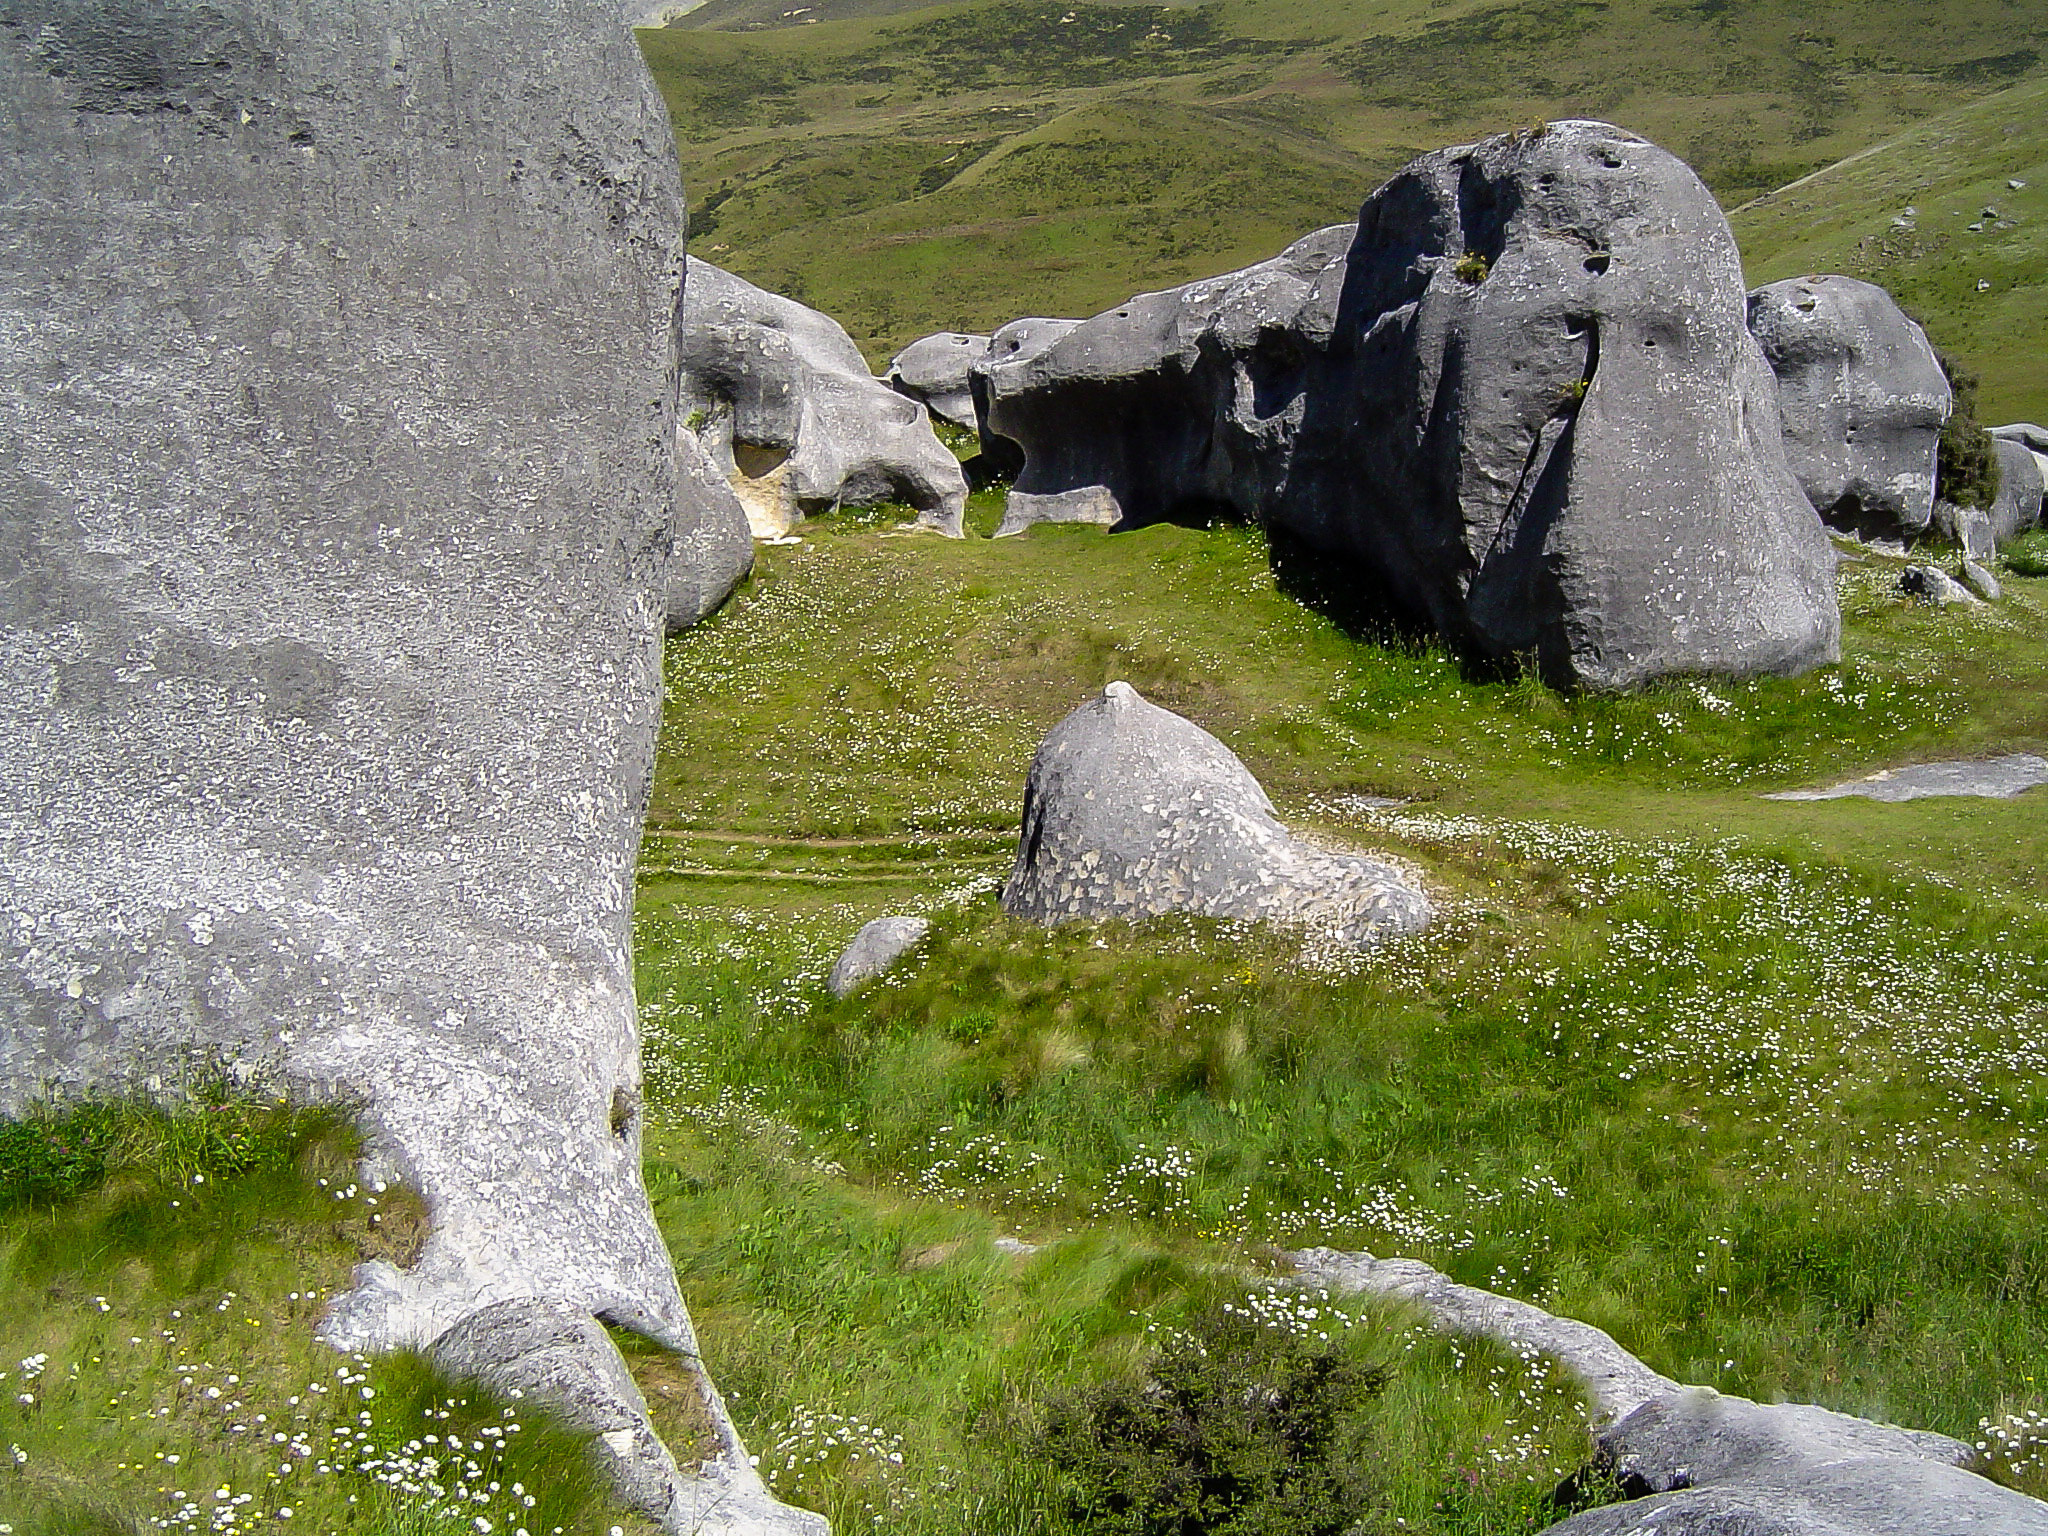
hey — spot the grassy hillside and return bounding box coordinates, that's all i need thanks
[626,497,2048,1529]
[638,0,2048,415]
[1733,73,2048,426]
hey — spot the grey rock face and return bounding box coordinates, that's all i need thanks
[1933,499,1998,562]
[680,258,968,537]
[670,428,756,632]
[1763,754,2048,802]
[976,228,1354,540]
[1002,684,1430,945]
[886,332,991,430]
[0,7,806,1530]
[1746,275,1950,539]
[1961,558,2002,601]
[1898,563,1983,606]
[827,916,931,997]
[1988,436,2047,544]
[1293,1251,2048,1536]
[1286,122,1839,690]
[430,1299,824,1535]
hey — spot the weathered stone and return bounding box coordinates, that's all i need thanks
[430,1299,825,1535]
[1932,499,1998,562]
[1291,1250,2048,1536]
[0,7,808,1530]
[977,228,1353,540]
[1285,122,1839,690]
[977,124,1842,689]
[670,428,756,632]
[1763,754,2048,802]
[1992,422,2048,504]
[1988,436,2047,544]
[827,916,931,997]
[1961,558,2002,601]
[1746,275,1950,539]
[886,331,990,431]
[1001,683,1430,945]
[679,258,967,538]
[1898,563,1983,606]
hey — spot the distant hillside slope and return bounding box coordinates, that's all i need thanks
[637,0,2047,399]
[1734,75,2048,426]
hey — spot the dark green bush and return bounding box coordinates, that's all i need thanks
[2005,529,2048,577]
[0,1101,121,1211]
[1037,1306,1386,1536]
[1935,352,2002,510]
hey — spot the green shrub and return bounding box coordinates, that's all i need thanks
[1036,1305,1387,1536]
[1453,251,1490,285]
[1935,352,2002,509]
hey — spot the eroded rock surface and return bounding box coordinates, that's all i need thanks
[1285,122,1839,690]
[827,916,931,997]
[1001,684,1430,944]
[670,429,756,632]
[0,6,806,1530]
[1763,754,2048,802]
[976,227,1354,539]
[1988,435,2047,544]
[1291,1250,2048,1536]
[1746,275,1950,539]
[886,331,990,430]
[679,258,967,537]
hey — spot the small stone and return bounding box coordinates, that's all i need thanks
[1898,564,1982,605]
[827,917,931,998]
[1961,559,2001,601]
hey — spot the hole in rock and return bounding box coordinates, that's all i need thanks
[1583,252,1610,275]
[611,1087,640,1139]
[733,440,791,479]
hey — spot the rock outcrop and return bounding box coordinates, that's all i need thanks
[976,125,1841,689]
[977,228,1353,539]
[1746,275,1950,539]
[1001,684,1430,945]
[886,331,990,430]
[680,258,968,537]
[827,916,931,997]
[670,429,756,632]
[1292,1249,2048,1536]
[1285,122,1839,690]
[1988,436,2047,544]
[0,6,806,1531]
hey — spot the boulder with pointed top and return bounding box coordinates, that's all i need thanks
[680,258,967,538]
[1746,275,1950,539]
[1002,684,1429,945]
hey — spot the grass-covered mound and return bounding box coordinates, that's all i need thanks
[631,498,2048,1529]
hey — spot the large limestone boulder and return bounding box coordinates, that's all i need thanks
[886,331,990,430]
[680,258,968,537]
[1746,275,1950,539]
[1293,1250,2048,1536]
[0,6,807,1531]
[1285,122,1840,690]
[670,429,756,632]
[1988,435,2047,544]
[975,227,1353,539]
[1001,683,1430,945]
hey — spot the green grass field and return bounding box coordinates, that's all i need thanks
[638,0,2048,418]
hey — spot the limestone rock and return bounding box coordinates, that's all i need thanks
[429,1299,825,1535]
[1762,754,2048,802]
[679,258,967,537]
[1992,422,2048,510]
[1284,122,1839,690]
[976,228,1353,539]
[1001,684,1430,945]
[670,428,755,632]
[886,331,990,430]
[1988,436,2047,544]
[1899,564,1982,606]
[1961,558,2002,601]
[1746,275,1950,539]
[1932,500,1997,562]
[827,916,931,997]
[1292,1250,2048,1536]
[0,7,806,1530]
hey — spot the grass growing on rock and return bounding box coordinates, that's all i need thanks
[634,502,2048,1528]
